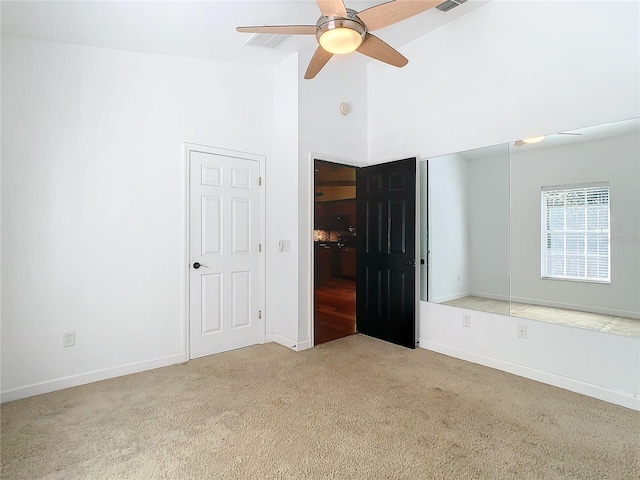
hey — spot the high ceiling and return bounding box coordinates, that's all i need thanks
[1,1,489,66]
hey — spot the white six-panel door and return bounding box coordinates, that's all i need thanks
[189,149,262,359]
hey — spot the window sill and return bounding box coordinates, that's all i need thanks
[541,276,610,285]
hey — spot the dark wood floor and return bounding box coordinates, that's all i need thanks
[314,278,356,345]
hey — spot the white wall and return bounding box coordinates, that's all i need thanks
[367,0,640,408]
[368,0,640,162]
[426,153,470,302]
[265,53,300,348]
[510,132,640,317]
[1,37,275,401]
[0,36,370,399]
[467,151,510,301]
[421,302,640,410]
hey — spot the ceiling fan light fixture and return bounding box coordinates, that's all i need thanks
[319,27,362,54]
[522,135,546,144]
[316,16,366,55]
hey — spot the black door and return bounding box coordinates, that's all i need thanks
[356,158,417,349]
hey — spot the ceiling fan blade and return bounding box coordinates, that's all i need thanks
[316,0,347,18]
[236,25,317,35]
[305,46,334,79]
[358,0,442,32]
[357,33,408,67]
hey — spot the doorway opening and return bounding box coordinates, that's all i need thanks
[313,159,357,345]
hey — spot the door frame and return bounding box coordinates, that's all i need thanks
[308,153,421,348]
[308,152,366,347]
[420,159,431,305]
[183,143,266,360]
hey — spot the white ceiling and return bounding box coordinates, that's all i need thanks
[0,0,490,66]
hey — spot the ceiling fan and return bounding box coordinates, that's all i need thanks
[237,0,442,79]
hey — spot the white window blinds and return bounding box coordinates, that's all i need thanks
[541,182,610,283]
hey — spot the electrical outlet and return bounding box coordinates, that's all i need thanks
[518,325,527,339]
[63,331,76,347]
[463,315,472,328]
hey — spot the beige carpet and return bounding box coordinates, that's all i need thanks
[2,335,638,479]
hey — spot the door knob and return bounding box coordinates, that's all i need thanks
[193,262,208,269]
[405,260,416,266]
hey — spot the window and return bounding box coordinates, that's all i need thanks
[541,182,610,283]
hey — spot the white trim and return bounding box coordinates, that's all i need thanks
[432,291,472,303]
[424,159,433,303]
[414,156,421,343]
[468,291,511,302]
[295,340,311,351]
[259,150,267,345]
[182,145,191,360]
[419,340,640,411]
[185,143,266,163]
[540,275,610,285]
[183,143,267,360]
[265,333,298,350]
[308,153,315,349]
[541,181,610,192]
[1,353,186,404]
[309,151,368,170]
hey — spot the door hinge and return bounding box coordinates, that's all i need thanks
[258,310,262,319]
[259,176,262,186]
[259,243,262,252]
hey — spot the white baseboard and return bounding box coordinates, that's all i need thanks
[295,339,311,351]
[510,296,640,319]
[432,291,470,303]
[470,291,510,302]
[419,339,640,411]
[264,333,298,351]
[1,353,187,404]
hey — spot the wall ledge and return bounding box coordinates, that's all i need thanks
[510,296,640,320]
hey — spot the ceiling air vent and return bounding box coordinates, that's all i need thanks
[436,0,468,12]
[243,32,290,49]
